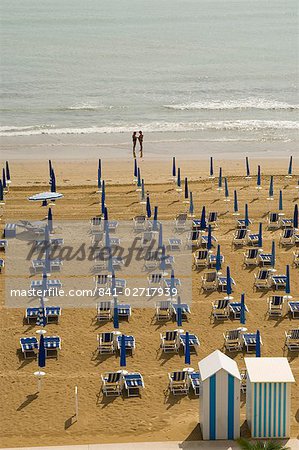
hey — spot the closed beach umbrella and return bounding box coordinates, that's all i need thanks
[200,206,207,231]
[51,171,56,193]
[189,191,194,216]
[140,179,145,202]
[285,265,291,296]
[184,177,189,200]
[210,156,214,178]
[268,175,274,199]
[160,245,166,274]
[245,204,249,227]
[258,223,263,248]
[279,190,283,212]
[2,168,7,189]
[153,206,159,232]
[293,204,298,229]
[48,160,52,182]
[172,157,176,178]
[218,167,222,190]
[177,295,182,327]
[184,331,191,365]
[256,165,261,189]
[215,244,222,272]
[0,180,4,203]
[240,293,246,325]
[245,156,250,178]
[271,240,276,268]
[146,194,151,218]
[226,266,232,299]
[233,190,239,214]
[177,167,181,189]
[5,161,11,182]
[36,297,46,327]
[207,225,212,251]
[134,158,138,179]
[255,330,261,357]
[42,271,48,298]
[137,168,141,188]
[224,177,229,201]
[101,180,106,214]
[98,159,102,190]
[120,334,126,367]
[38,334,46,368]
[113,296,119,329]
[104,206,108,222]
[158,221,163,248]
[47,208,53,233]
[288,155,293,176]
[170,269,175,297]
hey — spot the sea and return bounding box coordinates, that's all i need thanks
[0,0,298,144]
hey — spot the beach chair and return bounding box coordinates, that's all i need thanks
[101,371,123,396]
[20,337,38,359]
[288,301,299,318]
[208,211,218,228]
[0,259,4,273]
[98,332,115,354]
[30,279,62,295]
[243,248,259,266]
[217,275,236,293]
[90,216,102,228]
[284,329,299,351]
[180,333,200,353]
[164,276,181,294]
[280,228,296,246]
[280,217,294,229]
[254,269,272,290]
[243,332,262,353]
[202,270,218,291]
[223,329,243,352]
[168,237,182,251]
[188,371,202,396]
[168,370,189,395]
[18,220,46,235]
[193,250,208,269]
[116,334,135,354]
[94,274,109,292]
[229,302,249,320]
[267,296,284,317]
[34,238,64,249]
[293,251,299,267]
[155,300,172,321]
[148,273,163,287]
[144,251,159,271]
[123,372,144,397]
[117,303,131,321]
[32,258,63,273]
[212,299,230,320]
[133,215,147,232]
[271,274,287,290]
[200,233,217,248]
[208,252,224,269]
[174,213,188,232]
[44,336,61,358]
[160,330,180,352]
[107,220,119,233]
[247,232,260,247]
[96,301,112,321]
[236,218,252,229]
[232,229,248,246]
[114,278,127,296]
[267,212,280,230]
[258,252,273,267]
[186,230,200,249]
[171,302,191,322]
[141,231,156,247]
[240,369,247,394]
[0,240,8,251]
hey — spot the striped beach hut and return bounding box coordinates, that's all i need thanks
[245,357,295,439]
[199,350,241,440]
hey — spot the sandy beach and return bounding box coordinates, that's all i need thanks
[0,155,298,448]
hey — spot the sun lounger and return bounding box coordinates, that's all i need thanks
[133,215,147,232]
[284,329,299,351]
[212,298,230,320]
[148,273,163,287]
[236,218,252,229]
[202,270,218,291]
[193,250,208,268]
[25,306,61,324]
[96,301,112,321]
[254,269,272,290]
[141,231,156,247]
[293,251,299,267]
[223,329,243,352]
[217,275,236,293]
[171,302,191,321]
[155,300,172,321]
[43,336,61,358]
[280,218,293,229]
[258,252,273,267]
[288,301,299,318]
[180,333,200,353]
[200,233,217,248]
[32,258,63,273]
[188,371,202,396]
[233,229,248,246]
[229,302,249,320]
[244,248,260,266]
[164,277,181,294]
[123,372,144,397]
[160,330,180,352]
[0,259,4,273]
[208,212,218,228]
[174,213,188,232]
[271,274,287,290]
[20,337,38,359]
[144,251,159,271]
[106,220,119,233]
[186,230,200,249]
[192,219,206,232]
[0,240,8,251]
[90,216,102,228]
[243,333,262,353]
[98,332,115,354]
[280,228,297,246]
[168,237,182,251]
[95,274,109,292]
[116,334,135,354]
[267,212,280,230]
[117,303,131,320]
[247,232,260,246]
[267,296,284,317]
[208,253,224,268]
[168,370,189,395]
[101,371,123,396]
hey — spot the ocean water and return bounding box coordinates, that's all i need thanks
[0,0,298,143]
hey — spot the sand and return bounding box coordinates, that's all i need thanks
[0,156,298,448]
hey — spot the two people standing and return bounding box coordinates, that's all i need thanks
[132,131,143,158]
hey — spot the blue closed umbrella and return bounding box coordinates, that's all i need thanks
[38,334,46,368]
[258,223,263,248]
[210,157,214,178]
[233,190,239,214]
[257,165,261,189]
[177,167,181,189]
[177,295,182,326]
[36,297,46,327]
[47,208,53,233]
[207,225,212,251]
[255,330,261,357]
[160,245,166,274]
[226,266,232,298]
[98,159,102,189]
[200,206,207,231]
[104,206,108,222]
[113,296,119,329]
[120,334,126,367]
[189,192,194,216]
[218,167,222,190]
[172,157,176,178]
[288,156,293,176]
[158,221,163,247]
[49,160,52,180]
[224,177,229,201]
[184,177,189,200]
[245,156,250,178]
[279,190,283,212]
[134,158,138,179]
[285,265,291,296]
[271,240,276,268]
[0,180,4,202]
[215,244,222,272]
[5,161,10,182]
[137,168,141,188]
[153,206,159,231]
[184,331,191,365]
[245,204,249,227]
[146,194,151,218]
[101,180,106,214]
[293,204,298,229]
[240,293,246,324]
[50,171,56,193]
[170,269,175,297]
[141,179,145,202]
[41,270,48,298]
[2,168,7,189]
[268,176,274,199]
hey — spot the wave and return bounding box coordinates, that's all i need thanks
[164,98,299,111]
[1,120,298,137]
[62,103,112,111]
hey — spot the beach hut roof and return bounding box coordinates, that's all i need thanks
[199,349,241,381]
[245,357,295,383]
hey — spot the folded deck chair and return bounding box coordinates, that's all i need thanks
[271,274,287,290]
[144,250,159,271]
[101,371,123,396]
[267,296,284,317]
[43,336,61,358]
[280,218,293,229]
[236,218,252,229]
[98,332,115,354]
[186,230,200,249]
[123,373,144,397]
[233,229,248,246]
[141,231,156,247]
[117,303,131,320]
[193,250,208,269]
[94,274,109,291]
[188,371,202,396]
[284,329,299,351]
[107,220,119,233]
[116,335,135,354]
[174,213,188,232]
[258,252,272,267]
[212,299,230,320]
[171,302,191,321]
[293,251,299,267]
[0,259,4,273]
[280,228,295,246]
[208,253,224,268]
[202,270,218,291]
[240,369,247,394]
[90,216,102,228]
[148,273,163,287]
[243,248,259,266]
[0,239,8,251]
[180,333,200,352]
[160,330,180,352]
[155,300,172,321]
[97,300,112,321]
[243,333,262,353]
[267,212,280,230]
[200,233,217,248]
[133,215,147,232]
[254,269,272,290]
[168,237,182,251]
[114,278,126,295]
[288,301,299,318]
[247,232,260,247]
[223,329,242,352]
[217,275,236,293]
[168,370,189,395]
[229,301,249,320]
[20,337,38,359]
[208,212,218,228]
